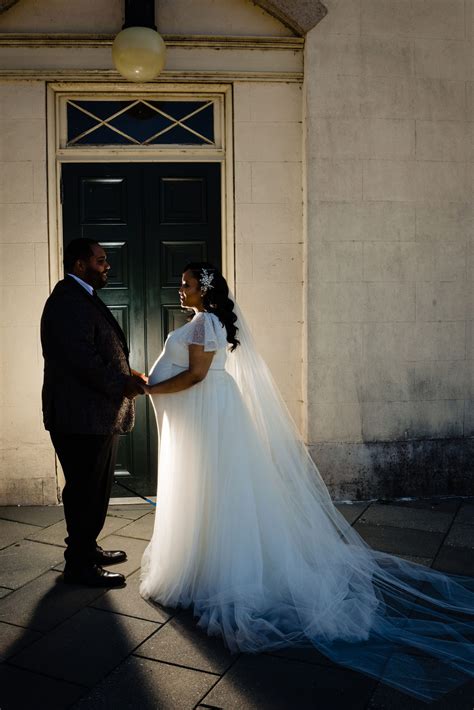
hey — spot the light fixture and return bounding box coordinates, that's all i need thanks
[112,0,166,83]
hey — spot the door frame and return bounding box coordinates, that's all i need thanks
[46,82,235,501]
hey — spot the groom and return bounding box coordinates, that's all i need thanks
[41,238,145,588]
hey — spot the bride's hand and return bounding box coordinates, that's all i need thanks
[142,383,153,395]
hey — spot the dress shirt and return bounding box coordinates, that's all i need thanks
[67,273,94,296]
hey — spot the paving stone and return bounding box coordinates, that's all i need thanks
[266,646,337,668]
[115,511,156,541]
[203,653,376,709]
[72,655,218,709]
[0,586,12,598]
[432,547,474,576]
[334,502,371,525]
[27,515,129,548]
[107,503,154,520]
[0,569,105,632]
[368,656,474,709]
[454,503,474,526]
[0,505,65,527]
[392,553,433,567]
[135,611,234,674]
[353,524,444,559]
[0,540,64,589]
[10,606,157,688]
[91,568,172,623]
[0,621,42,660]
[443,523,474,549]
[0,664,87,710]
[94,533,149,577]
[0,518,45,550]
[380,499,461,513]
[357,504,453,533]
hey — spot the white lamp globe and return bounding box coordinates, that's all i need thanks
[112,26,166,82]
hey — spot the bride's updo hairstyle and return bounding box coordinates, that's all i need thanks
[184,262,240,351]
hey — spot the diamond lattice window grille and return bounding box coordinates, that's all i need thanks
[66,99,215,147]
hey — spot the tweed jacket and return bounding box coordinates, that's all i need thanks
[41,276,135,435]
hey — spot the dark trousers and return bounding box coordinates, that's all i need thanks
[50,432,119,570]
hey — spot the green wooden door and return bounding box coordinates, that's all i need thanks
[62,162,221,497]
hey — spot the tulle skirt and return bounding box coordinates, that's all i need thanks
[140,368,474,703]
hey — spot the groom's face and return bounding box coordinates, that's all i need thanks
[75,244,110,290]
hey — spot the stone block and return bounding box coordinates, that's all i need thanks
[415,281,466,320]
[235,202,302,244]
[308,75,361,119]
[357,503,453,532]
[204,653,376,710]
[0,622,41,661]
[234,161,251,203]
[0,203,47,244]
[107,504,151,520]
[360,76,415,119]
[311,117,363,159]
[363,242,417,282]
[415,39,472,80]
[454,503,474,525]
[135,611,234,674]
[0,539,63,589]
[0,119,45,163]
[0,664,85,709]
[318,0,361,36]
[0,284,49,327]
[27,514,129,548]
[34,243,49,285]
[114,512,155,541]
[468,81,474,120]
[309,358,362,404]
[313,200,416,242]
[235,242,253,282]
[335,502,371,525]
[415,240,466,281]
[0,519,41,550]
[306,33,361,76]
[0,82,45,120]
[433,545,474,575]
[362,399,464,440]
[415,77,468,120]
[91,568,171,624]
[312,322,364,363]
[249,82,302,122]
[359,359,416,403]
[93,533,149,577]
[253,243,302,282]
[315,241,364,282]
[236,283,302,323]
[11,607,158,688]
[310,281,368,323]
[353,522,443,557]
[0,244,36,286]
[311,158,362,201]
[415,159,470,207]
[74,655,217,710]
[361,36,414,77]
[235,122,302,163]
[366,282,416,321]
[0,402,44,442]
[308,401,363,442]
[0,569,104,632]
[415,202,472,241]
[363,160,416,201]
[251,162,302,204]
[409,321,466,361]
[362,0,465,39]
[444,523,474,548]
[233,82,251,122]
[416,120,470,162]
[0,505,64,528]
[33,161,47,203]
[362,118,415,160]
[0,162,33,203]
[0,475,57,507]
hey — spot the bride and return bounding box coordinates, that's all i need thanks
[139,262,473,702]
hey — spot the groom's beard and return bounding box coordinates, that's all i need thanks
[83,268,109,291]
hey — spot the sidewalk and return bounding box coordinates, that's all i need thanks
[0,497,472,710]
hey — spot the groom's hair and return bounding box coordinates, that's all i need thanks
[64,238,100,272]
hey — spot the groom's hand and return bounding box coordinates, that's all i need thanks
[131,369,148,384]
[123,375,145,399]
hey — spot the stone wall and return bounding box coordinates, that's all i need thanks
[304,0,473,498]
[0,81,57,505]
[233,81,304,428]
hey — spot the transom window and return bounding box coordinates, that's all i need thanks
[66,99,215,146]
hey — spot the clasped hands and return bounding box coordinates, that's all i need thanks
[123,369,150,399]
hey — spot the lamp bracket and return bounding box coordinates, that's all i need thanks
[122,0,157,31]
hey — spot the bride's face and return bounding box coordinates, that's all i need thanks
[179,270,204,311]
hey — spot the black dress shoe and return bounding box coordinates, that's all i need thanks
[94,546,127,566]
[63,564,126,588]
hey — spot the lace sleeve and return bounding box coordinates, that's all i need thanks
[186,312,224,352]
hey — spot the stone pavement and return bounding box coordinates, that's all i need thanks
[0,497,472,710]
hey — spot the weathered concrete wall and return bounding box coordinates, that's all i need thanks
[0,81,57,504]
[304,0,473,498]
[234,81,304,428]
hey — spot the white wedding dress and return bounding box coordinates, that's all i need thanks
[140,309,474,702]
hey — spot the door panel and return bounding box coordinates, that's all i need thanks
[62,162,221,497]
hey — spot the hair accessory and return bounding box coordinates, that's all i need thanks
[200,268,214,292]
